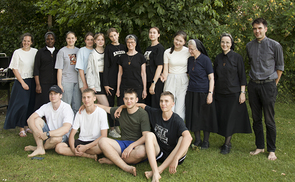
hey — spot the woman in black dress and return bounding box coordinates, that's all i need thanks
[185,39,218,150]
[34,32,58,110]
[144,27,165,108]
[214,33,252,154]
[116,34,147,105]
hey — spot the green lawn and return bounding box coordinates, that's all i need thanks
[0,102,294,181]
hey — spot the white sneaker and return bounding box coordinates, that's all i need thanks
[109,129,121,138]
[115,126,121,134]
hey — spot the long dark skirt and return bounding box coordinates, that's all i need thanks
[185,91,218,132]
[34,83,55,111]
[215,92,252,137]
[145,79,164,108]
[4,78,36,129]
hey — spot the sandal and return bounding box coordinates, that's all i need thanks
[25,128,33,134]
[19,130,27,137]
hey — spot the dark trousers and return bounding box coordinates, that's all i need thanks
[248,80,277,152]
[106,88,119,128]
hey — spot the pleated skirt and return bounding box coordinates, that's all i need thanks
[185,91,218,132]
[4,78,36,129]
[215,92,252,137]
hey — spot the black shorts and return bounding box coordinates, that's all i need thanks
[156,151,186,165]
[66,139,94,148]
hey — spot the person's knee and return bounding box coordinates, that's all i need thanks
[48,137,63,145]
[132,145,146,159]
[55,143,66,154]
[146,132,156,141]
[98,137,108,148]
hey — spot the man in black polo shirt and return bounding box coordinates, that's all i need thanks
[246,18,284,160]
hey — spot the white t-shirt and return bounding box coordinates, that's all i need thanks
[35,101,74,137]
[163,46,190,74]
[9,48,38,79]
[72,106,109,142]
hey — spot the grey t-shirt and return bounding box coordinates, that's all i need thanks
[55,46,80,83]
[246,37,284,81]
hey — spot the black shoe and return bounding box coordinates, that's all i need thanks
[191,140,202,150]
[201,141,209,150]
[220,145,230,154]
[220,143,232,149]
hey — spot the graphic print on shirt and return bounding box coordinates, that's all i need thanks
[154,124,168,145]
[69,54,77,65]
[144,51,152,66]
[113,50,125,57]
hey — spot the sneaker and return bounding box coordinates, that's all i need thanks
[109,129,121,138]
[115,126,121,134]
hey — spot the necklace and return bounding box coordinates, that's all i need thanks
[128,55,134,65]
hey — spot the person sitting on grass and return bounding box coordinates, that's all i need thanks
[79,88,150,176]
[24,85,74,157]
[55,88,109,160]
[115,91,192,182]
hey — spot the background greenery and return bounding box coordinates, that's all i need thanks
[1,0,294,103]
[0,102,295,181]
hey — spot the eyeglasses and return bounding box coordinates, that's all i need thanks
[127,41,136,44]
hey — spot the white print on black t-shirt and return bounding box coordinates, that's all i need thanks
[113,51,125,57]
[155,124,168,145]
[144,51,152,66]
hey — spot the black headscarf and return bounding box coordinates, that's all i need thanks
[220,33,235,51]
[193,39,208,56]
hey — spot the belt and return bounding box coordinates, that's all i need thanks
[250,79,275,84]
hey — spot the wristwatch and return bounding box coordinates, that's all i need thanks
[46,131,50,137]
[152,80,156,84]
[241,91,246,94]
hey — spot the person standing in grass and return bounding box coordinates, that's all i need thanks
[247,18,284,160]
[144,27,165,108]
[75,32,94,92]
[185,39,218,150]
[103,28,126,138]
[115,91,192,182]
[24,85,74,157]
[55,89,109,160]
[81,88,150,176]
[161,31,191,120]
[214,33,252,154]
[33,32,58,111]
[55,31,80,114]
[4,33,37,137]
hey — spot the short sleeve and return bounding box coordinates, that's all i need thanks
[205,57,214,75]
[75,48,84,71]
[62,104,74,125]
[55,49,64,69]
[35,104,47,118]
[99,108,109,130]
[155,45,165,66]
[9,50,20,69]
[163,49,169,64]
[72,112,81,130]
[140,54,146,65]
[140,109,151,132]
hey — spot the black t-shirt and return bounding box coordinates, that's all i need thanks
[145,106,188,154]
[103,44,127,87]
[144,43,165,82]
[214,50,247,94]
[187,54,213,92]
[118,53,146,89]
[33,47,58,84]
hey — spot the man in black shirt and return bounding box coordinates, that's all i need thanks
[115,91,192,181]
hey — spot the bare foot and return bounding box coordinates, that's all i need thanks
[28,148,45,157]
[24,145,37,151]
[124,166,136,176]
[268,152,277,161]
[94,155,98,161]
[98,157,114,165]
[145,171,153,179]
[250,149,265,155]
[152,172,161,182]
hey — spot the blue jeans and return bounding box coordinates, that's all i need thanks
[62,82,81,114]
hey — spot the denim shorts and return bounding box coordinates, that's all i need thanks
[42,121,68,143]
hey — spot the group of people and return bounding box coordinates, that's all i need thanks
[3,17,284,181]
